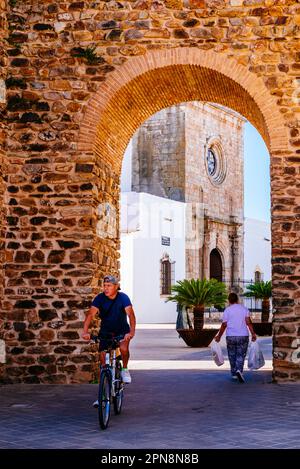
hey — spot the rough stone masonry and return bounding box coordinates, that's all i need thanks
[0,0,299,383]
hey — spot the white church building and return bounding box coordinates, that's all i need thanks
[120,191,186,324]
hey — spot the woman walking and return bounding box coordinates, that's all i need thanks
[215,292,257,383]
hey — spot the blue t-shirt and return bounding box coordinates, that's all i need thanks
[91,292,132,335]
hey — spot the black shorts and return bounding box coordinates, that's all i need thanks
[98,333,126,352]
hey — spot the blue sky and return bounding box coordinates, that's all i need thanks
[244,121,270,223]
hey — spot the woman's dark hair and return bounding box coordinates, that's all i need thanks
[228,292,238,304]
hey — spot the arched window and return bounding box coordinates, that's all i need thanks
[160,254,175,295]
[254,270,262,283]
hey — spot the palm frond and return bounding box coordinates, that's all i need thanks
[167,278,227,308]
[243,281,272,299]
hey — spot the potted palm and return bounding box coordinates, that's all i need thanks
[167,278,227,347]
[243,280,272,335]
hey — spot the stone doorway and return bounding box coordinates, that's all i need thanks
[210,249,223,283]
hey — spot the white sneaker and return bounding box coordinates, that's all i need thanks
[121,369,131,384]
[93,400,99,408]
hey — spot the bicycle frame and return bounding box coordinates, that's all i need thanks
[104,347,122,398]
[91,334,124,429]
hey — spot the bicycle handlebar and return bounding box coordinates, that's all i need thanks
[90,334,124,346]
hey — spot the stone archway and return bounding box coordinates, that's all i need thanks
[2,1,300,384]
[78,47,287,290]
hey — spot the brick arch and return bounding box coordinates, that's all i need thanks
[78,47,294,382]
[79,48,288,172]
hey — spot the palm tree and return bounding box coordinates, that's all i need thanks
[167,278,227,332]
[243,280,272,322]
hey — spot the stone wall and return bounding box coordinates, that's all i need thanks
[0,0,7,377]
[132,106,186,201]
[184,102,244,282]
[1,0,299,383]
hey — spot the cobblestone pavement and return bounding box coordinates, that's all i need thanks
[0,328,299,449]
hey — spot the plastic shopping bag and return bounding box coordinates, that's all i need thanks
[210,340,224,367]
[247,341,265,370]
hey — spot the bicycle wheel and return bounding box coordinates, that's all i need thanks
[98,371,111,429]
[113,358,124,415]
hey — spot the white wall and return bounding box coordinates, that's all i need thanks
[119,234,134,302]
[244,217,271,281]
[120,192,186,324]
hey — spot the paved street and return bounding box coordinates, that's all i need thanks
[0,327,300,449]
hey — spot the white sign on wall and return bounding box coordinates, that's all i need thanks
[161,236,170,246]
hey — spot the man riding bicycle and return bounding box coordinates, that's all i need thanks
[82,275,136,389]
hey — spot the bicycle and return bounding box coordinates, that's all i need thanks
[91,334,125,430]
